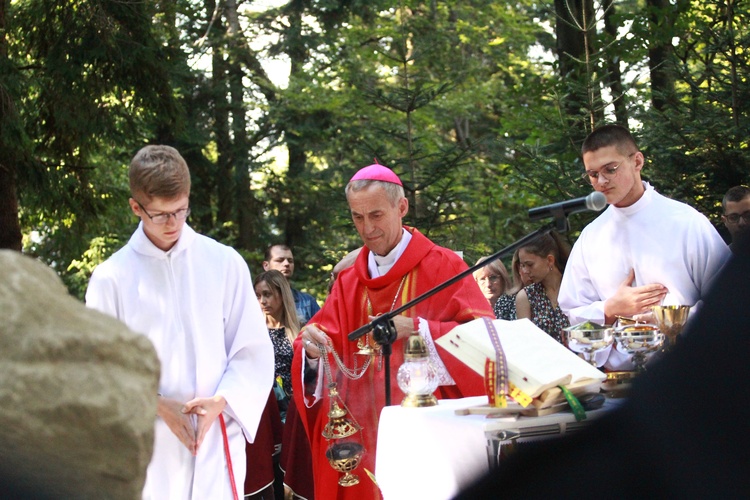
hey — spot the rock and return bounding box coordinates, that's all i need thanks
[0,250,160,499]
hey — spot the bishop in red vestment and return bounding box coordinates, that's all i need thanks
[291,164,493,500]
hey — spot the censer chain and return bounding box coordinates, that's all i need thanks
[330,344,371,380]
[319,342,372,382]
[319,274,407,381]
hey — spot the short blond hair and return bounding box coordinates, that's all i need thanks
[129,145,191,202]
[473,256,510,294]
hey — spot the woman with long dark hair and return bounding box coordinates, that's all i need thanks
[515,232,571,343]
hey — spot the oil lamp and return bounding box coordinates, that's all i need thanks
[397,333,439,407]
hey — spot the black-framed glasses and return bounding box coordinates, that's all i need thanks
[582,153,636,182]
[724,211,750,224]
[136,201,190,225]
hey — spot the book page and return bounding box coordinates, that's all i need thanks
[437,318,605,398]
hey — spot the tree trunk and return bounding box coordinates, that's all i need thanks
[208,0,233,228]
[226,0,255,251]
[554,0,595,135]
[647,0,677,111]
[602,0,628,124]
[725,0,740,128]
[0,0,22,251]
[0,165,21,252]
[283,4,308,251]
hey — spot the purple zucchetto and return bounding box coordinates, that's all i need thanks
[349,164,403,186]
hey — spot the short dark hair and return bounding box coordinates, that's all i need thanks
[722,185,750,212]
[264,244,292,261]
[582,124,639,156]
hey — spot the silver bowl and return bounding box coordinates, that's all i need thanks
[562,322,614,367]
[613,324,664,371]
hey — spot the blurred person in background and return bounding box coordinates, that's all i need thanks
[473,256,512,315]
[251,270,303,499]
[721,185,750,254]
[263,244,321,325]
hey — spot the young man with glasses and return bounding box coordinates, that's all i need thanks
[721,185,750,254]
[86,145,274,498]
[559,124,730,370]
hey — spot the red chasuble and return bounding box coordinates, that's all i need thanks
[291,227,494,500]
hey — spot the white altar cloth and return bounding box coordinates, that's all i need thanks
[375,395,621,500]
[375,396,492,500]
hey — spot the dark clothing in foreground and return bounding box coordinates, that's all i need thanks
[456,232,750,499]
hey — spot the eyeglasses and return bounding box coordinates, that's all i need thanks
[136,201,191,225]
[582,153,636,182]
[477,275,501,284]
[724,211,750,224]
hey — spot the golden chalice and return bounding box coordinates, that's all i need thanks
[651,305,691,352]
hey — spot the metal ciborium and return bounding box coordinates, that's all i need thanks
[651,305,691,352]
[613,324,664,372]
[562,322,614,367]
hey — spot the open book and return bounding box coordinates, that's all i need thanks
[437,318,606,407]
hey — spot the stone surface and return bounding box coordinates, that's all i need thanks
[0,250,160,499]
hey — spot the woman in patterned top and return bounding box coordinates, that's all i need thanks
[254,270,301,409]
[251,270,302,499]
[515,232,571,342]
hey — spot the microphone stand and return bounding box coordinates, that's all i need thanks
[348,216,569,406]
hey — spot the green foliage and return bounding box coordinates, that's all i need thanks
[6,0,748,301]
[633,0,750,233]
[5,0,199,297]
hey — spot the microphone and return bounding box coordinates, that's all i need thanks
[528,191,607,221]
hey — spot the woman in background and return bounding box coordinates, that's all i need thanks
[249,270,301,500]
[515,232,571,342]
[255,268,317,500]
[255,270,301,409]
[487,251,531,321]
[473,256,512,315]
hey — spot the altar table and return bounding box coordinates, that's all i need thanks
[375,395,621,500]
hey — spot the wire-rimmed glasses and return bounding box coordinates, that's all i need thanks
[581,152,636,182]
[136,201,191,224]
[476,275,501,284]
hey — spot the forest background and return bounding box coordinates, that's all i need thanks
[1,0,748,301]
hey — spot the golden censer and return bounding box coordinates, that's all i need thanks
[319,343,366,487]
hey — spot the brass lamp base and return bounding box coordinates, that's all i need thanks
[401,393,438,407]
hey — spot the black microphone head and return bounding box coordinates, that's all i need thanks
[585,191,607,212]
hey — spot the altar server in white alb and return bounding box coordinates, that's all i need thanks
[559,124,730,369]
[86,145,274,499]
